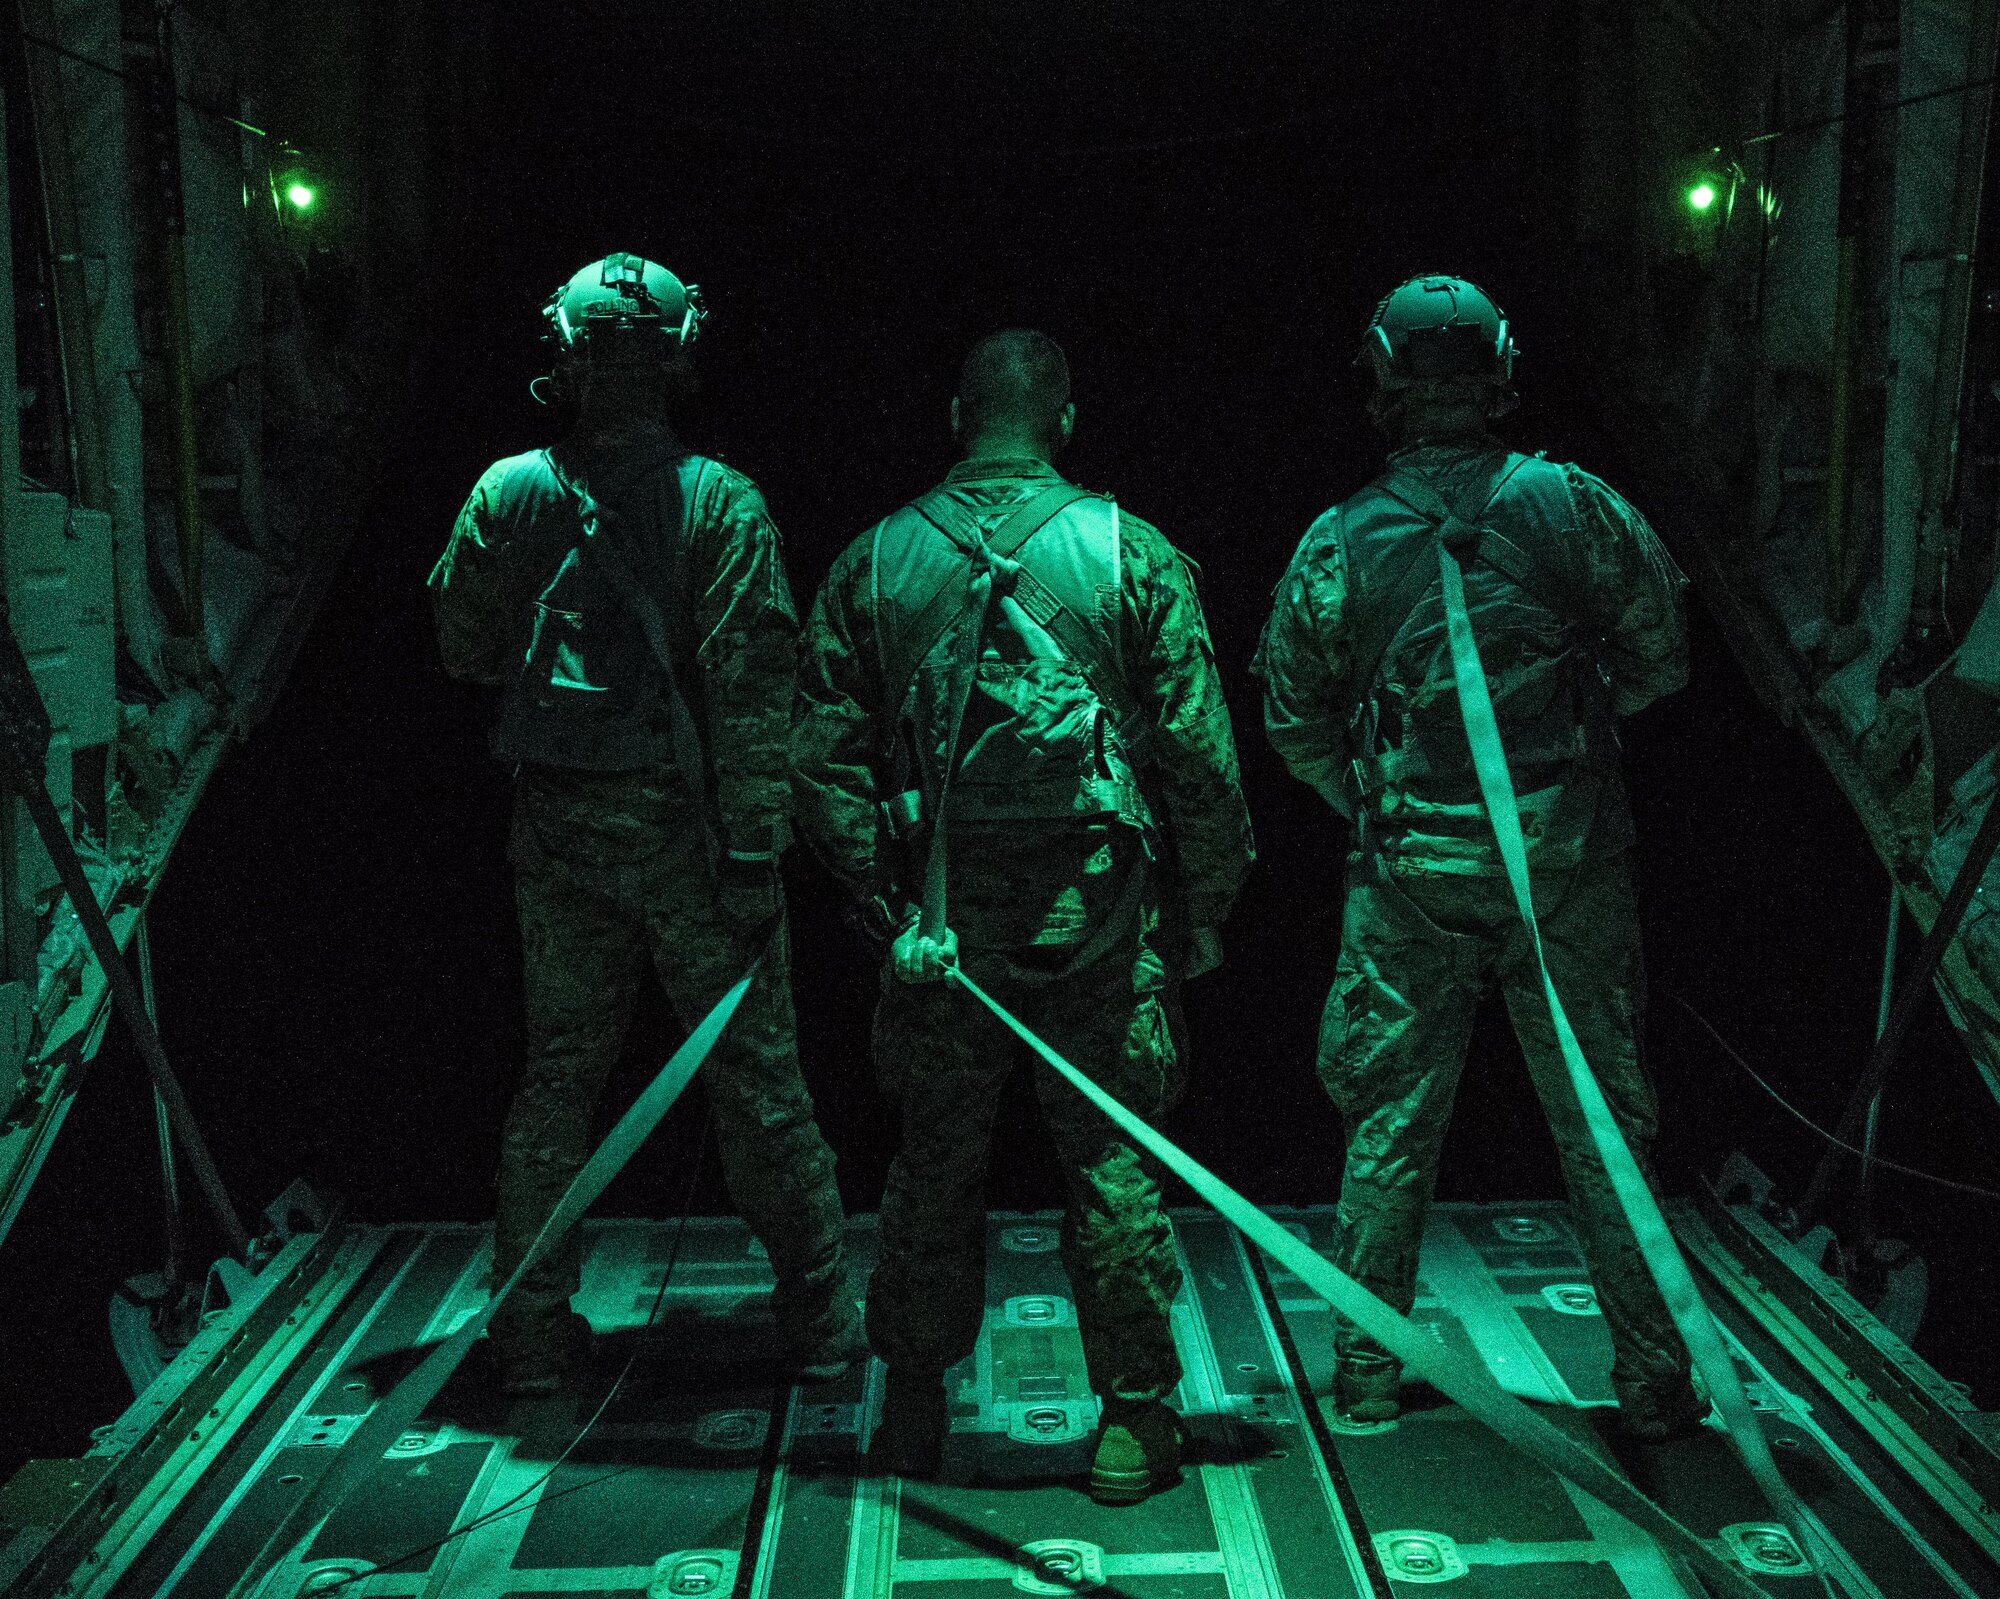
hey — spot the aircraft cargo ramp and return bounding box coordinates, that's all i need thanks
[2,1200,1995,1599]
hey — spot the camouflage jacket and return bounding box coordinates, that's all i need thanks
[1255,440,1686,873]
[794,456,1254,931]
[430,426,798,853]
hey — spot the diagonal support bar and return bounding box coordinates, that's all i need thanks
[1800,788,2000,1227]
[0,733,252,1259]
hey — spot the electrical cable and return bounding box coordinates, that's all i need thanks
[16,30,267,136]
[1670,991,2000,1202]
[314,1116,716,1592]
[1742,73,1996,148]
[228,967,759,1599]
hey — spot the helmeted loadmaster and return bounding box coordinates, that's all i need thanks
[1254,274,1701,1437]
[429,253,856,1395]
[793,329,1254,1503]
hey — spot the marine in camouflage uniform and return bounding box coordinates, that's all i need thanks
[793,331,1252,1496]
[430,256,848,1392]
[1254,275,1697,1433]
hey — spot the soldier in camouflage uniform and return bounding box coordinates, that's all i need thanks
[430,255,852,1394]
[1255,276,1701,1438]
[794,330,1253,1501]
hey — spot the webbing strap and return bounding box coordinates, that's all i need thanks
[1348,451,1525,704]
[1436,544,1837,1592]
[889,483,1093,714]
[919,554,997,941]
[944,962,1771,1599]
[546,452,718,852]
[912,487,1099,942]
[229,961,763,1599]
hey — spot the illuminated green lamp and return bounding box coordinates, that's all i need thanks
[1686,180,1717,213]
[272,143,320,223]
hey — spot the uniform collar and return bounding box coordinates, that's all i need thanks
[945,454,1065,485]
[1387,434,1500,468]
[561,419,685,469]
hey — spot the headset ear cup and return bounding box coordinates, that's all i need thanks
[548,354,583,406]
[1366,324,1398,378]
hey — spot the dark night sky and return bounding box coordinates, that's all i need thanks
[3,2,1994,1474]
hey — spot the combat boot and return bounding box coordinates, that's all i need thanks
[1333,1354,1402,1424]
[1615,1371,1709,1441]
[1089,1399,1183,1505]
[872,1368,947,1478]
[493,1308,594,1398]
[787,1298,869,1383]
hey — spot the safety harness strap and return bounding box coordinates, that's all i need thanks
[1346,450,1526,705]
[230,959,764,1599]
[1436,543,1837,1592]
[906,483,1111,943]
[887,483,1094,714]
[918,549,997,941]
[944,961,1771,1599]
[544,450,722,854]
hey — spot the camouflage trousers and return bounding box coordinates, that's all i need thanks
[868,832,1187,1405]
[1319,847,1690,1392]
[493,766,846,1358]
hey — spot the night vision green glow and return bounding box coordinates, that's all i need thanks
[286,182,316,212]
[1686,182,1717,213]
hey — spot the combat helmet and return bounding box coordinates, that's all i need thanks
[537,253,707,402]
[1357,274,1518,424]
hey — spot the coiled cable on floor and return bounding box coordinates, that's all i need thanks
[311,1117,714,1591]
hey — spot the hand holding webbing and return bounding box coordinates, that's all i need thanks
[891,919,958,984]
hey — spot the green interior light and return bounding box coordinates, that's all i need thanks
[286,182,316,212]
[1687,182,1717,213]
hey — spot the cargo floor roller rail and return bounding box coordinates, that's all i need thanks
[1,1184,1995,1599]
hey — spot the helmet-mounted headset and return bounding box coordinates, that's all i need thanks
[534,253,708,404]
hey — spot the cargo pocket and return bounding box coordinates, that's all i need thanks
[1315,964,1370,1105]
[1122,990,1183,1117]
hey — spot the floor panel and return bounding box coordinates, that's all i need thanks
[6,1205,1993,1599]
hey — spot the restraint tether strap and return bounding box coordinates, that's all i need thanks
[945,960,1771,1599]
[1436,543,1839,1593]
[228,959,763,1599]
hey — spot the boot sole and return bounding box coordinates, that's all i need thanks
[792,1355,861,1383]
[1089,1466,1163,1506]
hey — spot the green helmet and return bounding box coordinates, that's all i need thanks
[1357,274,1517,399]
[539,254,706,401]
